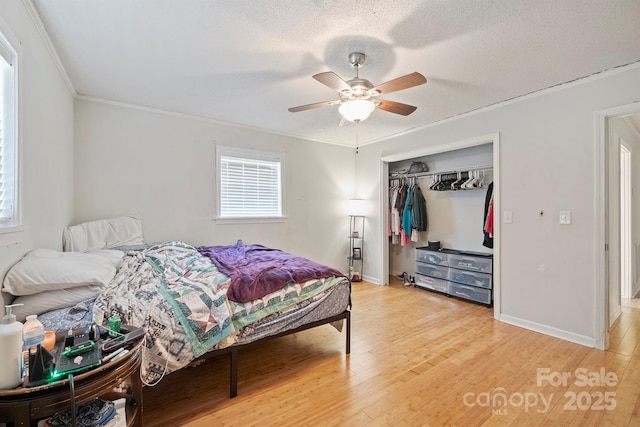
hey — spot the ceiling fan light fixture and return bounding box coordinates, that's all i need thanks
[289,52,426,120]
[339,99,375,123]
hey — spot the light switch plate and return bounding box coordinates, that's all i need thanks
[503,211,513,224]
[559,211,571,225]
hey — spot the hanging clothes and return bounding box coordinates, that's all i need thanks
[410,185,428,242]
[388,183,393,237]
[485,195,494,235]
[389,181,403,245]
[396,183,407,246]
[402,185,413,235]
[483,182,494,248]
[389,177,428,245]
[401,184,413,246]
[390,184,399,244]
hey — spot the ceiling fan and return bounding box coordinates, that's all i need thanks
[288,52,427,124]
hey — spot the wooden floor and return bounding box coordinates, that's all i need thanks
[144,279,640,426]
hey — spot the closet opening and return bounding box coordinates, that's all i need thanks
[379,133,501,318]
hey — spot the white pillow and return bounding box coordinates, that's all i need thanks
[2,249,123,296]
[10,286,101,322]
[63,215,144,252]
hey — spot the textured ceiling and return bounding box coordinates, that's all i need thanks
[31,0,640,146]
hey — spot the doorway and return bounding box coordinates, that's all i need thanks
[620,143,632,301]
[595,103,640,350]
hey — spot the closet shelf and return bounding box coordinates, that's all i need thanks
[389,164,493,181]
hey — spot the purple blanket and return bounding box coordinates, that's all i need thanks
[198,240,344,303]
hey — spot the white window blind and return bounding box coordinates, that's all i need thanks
[0,35,16,226]
[218,150,283,218]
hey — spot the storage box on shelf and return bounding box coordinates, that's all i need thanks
[414,274,449,293]
[415,262,448,279]
[414,247,493,306]
[448,282,492,305]
[448,253,492,273]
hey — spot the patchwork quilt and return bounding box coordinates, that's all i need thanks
[92,241,344,384]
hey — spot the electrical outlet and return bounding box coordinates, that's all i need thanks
[559,211,571,225]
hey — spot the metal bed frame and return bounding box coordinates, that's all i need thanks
[202,309,351,398]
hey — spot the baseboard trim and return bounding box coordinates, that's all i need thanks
[390,270,402,279]
[498,314,596,348]
[609,306,623,327]
[362,274,382,285]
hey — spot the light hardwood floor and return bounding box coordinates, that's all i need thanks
[144,279,640,426]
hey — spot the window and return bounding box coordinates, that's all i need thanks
[216,147,284,220]
[0,24,19,234]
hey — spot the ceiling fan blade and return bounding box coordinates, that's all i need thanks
[370,72,427,95]
[313,71,351,93]
[288,99,340,113]
[376,99,418,116]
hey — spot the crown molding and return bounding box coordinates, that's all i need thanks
[361,60,640,148]
[75,95,354,148]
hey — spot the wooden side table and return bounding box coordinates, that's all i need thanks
[0,339,143,427]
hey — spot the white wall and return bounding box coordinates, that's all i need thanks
[0,1,75,310]
[357,65,640,345]
[73,98,354,272]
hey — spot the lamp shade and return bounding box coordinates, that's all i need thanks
[347,199,367,216]
[339,100,375,123]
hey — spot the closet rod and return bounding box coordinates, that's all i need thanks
[389,164,493,181]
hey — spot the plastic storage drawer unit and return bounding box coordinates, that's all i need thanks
[415,274,449,293]
[448,268,492,289]
[448,253,492,273]
[447,282,492,305]
[415,249,449,266]
[416,262,449,279]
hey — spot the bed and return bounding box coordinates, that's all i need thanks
[1,216,351,398]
